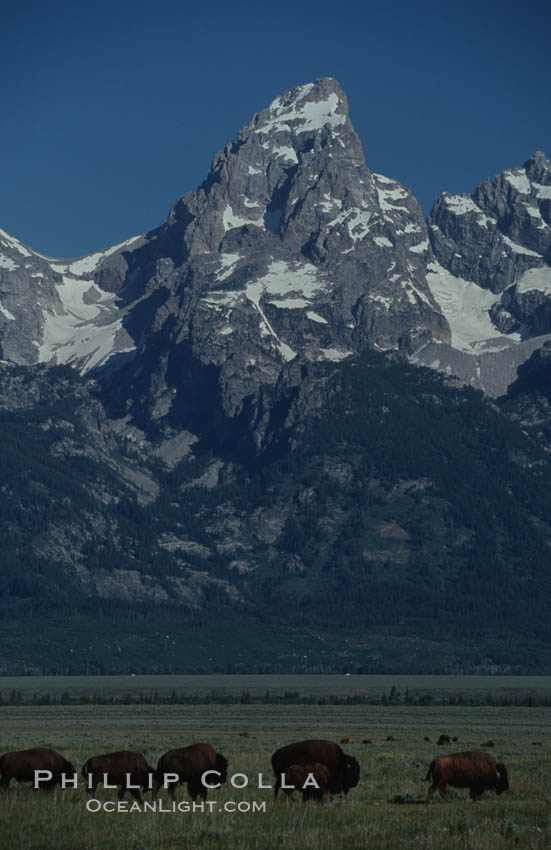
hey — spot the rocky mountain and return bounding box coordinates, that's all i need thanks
[1,78,551,673]
[415,151,551,394]
[3,79,550,410]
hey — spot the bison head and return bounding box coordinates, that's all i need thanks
[495,763,509,795]
[340,754,360,794]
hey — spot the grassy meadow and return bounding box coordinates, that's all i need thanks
[0,677,550,848]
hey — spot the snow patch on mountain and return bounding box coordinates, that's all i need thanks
[257,86,346,135]
[516,266,551,294]
[0,255,19,271]
[0,303,15,320]
[39,276,134,372]
[0,228,32,257]
[503,170,531,194]
[426,261,520,352]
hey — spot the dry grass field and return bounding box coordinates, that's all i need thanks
[0,678,550,848]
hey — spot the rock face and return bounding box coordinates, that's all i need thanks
[103,78,449,436]
[1,79,551,413]
[415,151,551,395]
[0,79,449,442]
[428,152,551,294]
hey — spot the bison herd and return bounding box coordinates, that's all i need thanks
[0,739,511,805]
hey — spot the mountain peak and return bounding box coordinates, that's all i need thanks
[523,150,551,184]
[250,77,349,137]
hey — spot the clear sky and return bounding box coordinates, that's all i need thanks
[2,0,550,258]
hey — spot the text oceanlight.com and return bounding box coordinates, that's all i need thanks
[86,800,267,813]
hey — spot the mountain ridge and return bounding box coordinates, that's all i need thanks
[1,78,551,673]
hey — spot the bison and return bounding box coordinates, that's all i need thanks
[271,740,359,798]
[152,743,228,802]
[437,734,450,746]
[340,737,353,744]
[426,751,509,802]
[282,763,329,803]
[81,750,154,801]
[0,747,75,790]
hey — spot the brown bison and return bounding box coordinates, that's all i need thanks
[340,737,353,744]
[271,740,359,798]
[81,751,154,801]
[0,747,75,790]
[426,751,509,802]
[152,743,228,801]
[437,734,450,746]
[283,763,329,802]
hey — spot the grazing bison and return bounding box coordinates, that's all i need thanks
[481,740,495,748]
[283,763,329,802]
[271,740,359,798]
[152,743,228,802]
[424,736,431,742]
[437,734,450,746]
[81,751,154,801]
[340,737,353,744]
[0,747,74,790]
[426,751,509,802]
[362,739,372,745]
[238,731,249,738]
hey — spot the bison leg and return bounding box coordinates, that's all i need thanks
[469,785,484,801]
[274,775,281,800]
[128,787,142,803]
[151,776,162,800]
[427,782,448,803]
[188,779,205,801]
[83,773,97,796]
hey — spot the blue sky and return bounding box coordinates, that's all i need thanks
[2,0,550,258]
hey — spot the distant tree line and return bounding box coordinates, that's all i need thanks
[1,688,550,708]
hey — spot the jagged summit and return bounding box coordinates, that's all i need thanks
[524,149,551,176]
[1,81,550,407]
[249,78,349,136]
